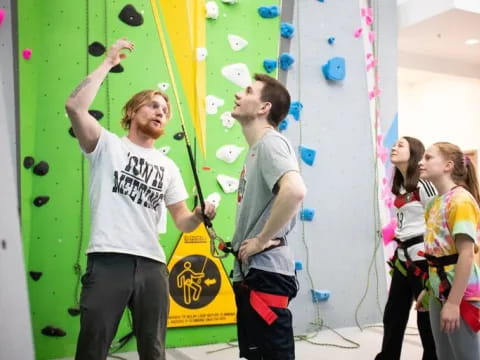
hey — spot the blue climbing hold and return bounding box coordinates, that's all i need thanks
[278,118,289,132]
[258,5,280,18]
[279,53,294,71]
[300,208,315,221]
[299,146,316,166]
[289,101,303,121]
[280,22,295,39]
[328,37,335,45]
[311,289,330,302]
[263,59,277,73]
[322,57,346,81]
[295,261,303,271]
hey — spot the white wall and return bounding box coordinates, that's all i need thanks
[398,67,480,153]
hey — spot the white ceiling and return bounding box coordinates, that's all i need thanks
[398,8,480,78]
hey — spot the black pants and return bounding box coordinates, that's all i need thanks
[233,268,298,360]
[376,260,437,360]
[75,253,170,360]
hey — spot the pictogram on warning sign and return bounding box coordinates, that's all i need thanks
[167,223,236,328]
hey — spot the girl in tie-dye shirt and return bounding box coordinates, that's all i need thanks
[417,142,480,360]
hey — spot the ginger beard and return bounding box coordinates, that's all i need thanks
[137,119,165,139]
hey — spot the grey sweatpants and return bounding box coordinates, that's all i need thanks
[429,296,480,360]
[75,253,170,360]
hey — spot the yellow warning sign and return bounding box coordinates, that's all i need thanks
[167,223,236,328]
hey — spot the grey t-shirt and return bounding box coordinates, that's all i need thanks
[232,129,300,281]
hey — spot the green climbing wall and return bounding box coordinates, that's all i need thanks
[18,0,281,358]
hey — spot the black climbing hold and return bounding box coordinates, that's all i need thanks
[88,110,104,121]
[88,41,106,57]
[119,4,144,26]
[29,271,43,281]
[41,326,67,337]
[68,127,76,138]
[23,156,35,169]
[33,161,49,176]
[34,196,50,207]
[67,307,81,316]
[174,132,185,140]
[110,64,124,73]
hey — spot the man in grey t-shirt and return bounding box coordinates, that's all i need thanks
[231,74,307,360]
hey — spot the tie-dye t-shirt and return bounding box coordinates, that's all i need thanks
[424,186,480,301]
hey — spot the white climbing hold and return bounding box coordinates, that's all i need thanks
[222,0,238,3]
[158,82,169,91]
[206,95,225,115]
[220,111,236,128]
[159,146,170,155]
[216,145,244,164]
[217,174,239,193]
[206,192,222,209]
[221,63,251,88]
[196,47,208,61]
[206,1,219,19]
[228,34,248,51]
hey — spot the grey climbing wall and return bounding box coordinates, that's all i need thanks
[279,0,396,333]
[0,1,35,359]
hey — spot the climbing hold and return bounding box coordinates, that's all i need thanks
[311,289,330,302]
[228,34,248,51]
[173,132,185,140]
[0,9,5,27]
[33,161,49,176]
[88,41,106,57]
[279,53,294,71]
[278,119,288,132]
[368,31,375,43]
[322,57,346,81]
[206,95,225,115]
[289,101,303,121]
[118,4,143,26]
[157,82,169,91]
[263,59,277,74]
[206,1,219,19]
[382,218,397,246]
[67,307,81,316]
[300,208,315,221]
[327,37,335,45]
[299,146,316,166]
[68,127,76,138]
[29,271,42,281]
[33,196,50,207]
[280,22,295,39]
[295,261,303,271]
[159,146,170,155]
[258,5,280,18]
[196,47,208,61]
[88,110,104,121]
[206,192,222,209]
[216,145,244,164]
[23,156,35,169]
[22,48,33,60]
[41,326,67,337]
[110,64,124,73]
[217,174,239,193]
[220,112,236,129]
[222,0,238,3]
[354,27,363,38]
[221,63,251,88]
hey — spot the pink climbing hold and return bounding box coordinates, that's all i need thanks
[22,48,33,60]
[382,218,397,246]
[369,31,376,43]
[0,9,5,27]
[365,15,373,26]
[354,27,363,38]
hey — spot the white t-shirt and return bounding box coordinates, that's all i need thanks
[395,179,436,262]
[83,129,188,263]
